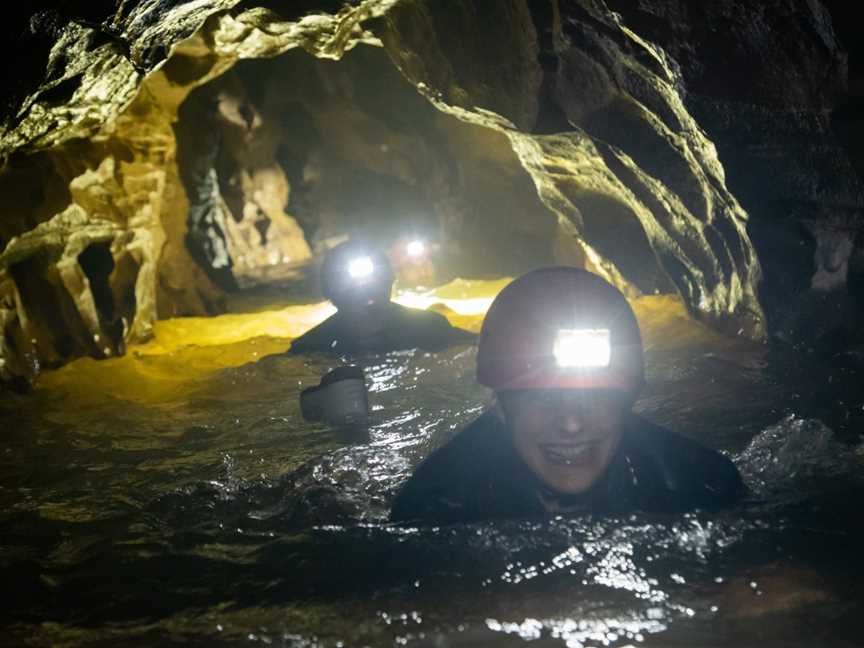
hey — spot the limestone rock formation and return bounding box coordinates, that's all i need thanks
[603,0,864,345]
[0,204,128,381]
[371,0,765,336]
[1,1,396,383]
[176,69,312,289]
[2,0,859,384]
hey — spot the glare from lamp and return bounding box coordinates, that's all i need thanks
[406,240,426,258]
[347,256,375,279]
[553,329,611,368]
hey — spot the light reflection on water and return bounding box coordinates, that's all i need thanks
[2,291,864,647]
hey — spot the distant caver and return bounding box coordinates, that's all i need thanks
[288,240,476,355]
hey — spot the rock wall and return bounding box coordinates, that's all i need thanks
[0,2,392,384]
[1,0,860,384]
[603,0,864,348]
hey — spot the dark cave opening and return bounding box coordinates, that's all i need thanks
[78,241,116,324]
[9,254,92,362]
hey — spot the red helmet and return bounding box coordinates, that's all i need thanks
[477,267,644,393]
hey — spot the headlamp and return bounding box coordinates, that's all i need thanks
[405,240,426,258]
[553,328,611,368]
[347,256,375,280]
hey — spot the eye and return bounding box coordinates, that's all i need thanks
[521,391,560,408]
[579,394,623,418]
[540,392,562,406]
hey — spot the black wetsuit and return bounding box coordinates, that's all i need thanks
[289,303,476,355]
[390,412,745,524]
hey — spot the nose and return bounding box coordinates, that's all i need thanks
[558,410,584,437]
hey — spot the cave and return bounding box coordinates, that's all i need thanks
[1,1,863,646]
[0,0,805,382]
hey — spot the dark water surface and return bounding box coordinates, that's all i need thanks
[2,302,864,647]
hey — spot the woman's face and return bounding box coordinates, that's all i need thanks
[499,390,628,495]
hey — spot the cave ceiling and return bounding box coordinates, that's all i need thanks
[1,0,862,385]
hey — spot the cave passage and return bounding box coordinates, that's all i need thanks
[2,1,864,645]
[171,44,565,297]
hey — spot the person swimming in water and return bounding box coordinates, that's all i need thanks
[288,240,476,355]
[390,267,746,523]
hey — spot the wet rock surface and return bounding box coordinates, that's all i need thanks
[0,1,395,383]
[603,0,864,346]
[1,0,862,382]
[176,70,313,289]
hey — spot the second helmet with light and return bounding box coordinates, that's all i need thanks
[321,241,395,307]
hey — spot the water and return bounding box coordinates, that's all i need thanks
[2,291,864,647]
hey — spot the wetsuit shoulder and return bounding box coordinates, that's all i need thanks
[288,314,341,354]
[389,413,501,524]
[623,415,746,511]
[390,304,476,350]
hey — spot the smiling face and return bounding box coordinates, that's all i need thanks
[499,389,629,495]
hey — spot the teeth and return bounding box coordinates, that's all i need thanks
[543,444,592,461]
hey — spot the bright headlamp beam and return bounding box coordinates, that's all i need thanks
[554,328,611,368]
[347,256,375,279]
[406,240,425,257]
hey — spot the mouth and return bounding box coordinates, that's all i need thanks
[540,442,601,466]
